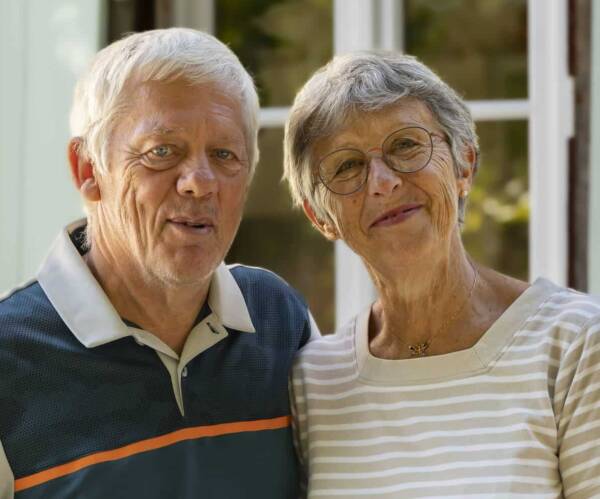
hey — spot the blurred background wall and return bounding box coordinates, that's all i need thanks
[1,0,598,333]
[0,0,103,291]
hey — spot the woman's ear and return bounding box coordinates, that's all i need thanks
[68,138,101,202]
[302,200,339,241]
[456,145,477,196]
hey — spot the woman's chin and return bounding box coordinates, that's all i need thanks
[362,236,434,271]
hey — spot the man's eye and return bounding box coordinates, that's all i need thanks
[214,149,235,160]
[150,145,173,158]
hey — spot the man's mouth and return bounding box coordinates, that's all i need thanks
[370,204,422,228]
[167,217,215,232]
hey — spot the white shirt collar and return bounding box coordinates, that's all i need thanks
[37,219,255,349]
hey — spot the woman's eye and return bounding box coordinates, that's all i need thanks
[337,160,356,173]
[394,139,418,149]
[335,159,364,177]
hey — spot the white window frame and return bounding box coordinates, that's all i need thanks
[589,0,600,295]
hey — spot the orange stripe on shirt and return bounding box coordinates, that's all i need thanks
[14,415,291,492]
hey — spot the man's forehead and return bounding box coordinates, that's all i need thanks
[110,79,246,142]
[123,104,244,140]
[134,117,186,136]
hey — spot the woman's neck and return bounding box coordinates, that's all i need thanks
[366,233,480,359]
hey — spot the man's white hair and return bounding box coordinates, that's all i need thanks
[70,28,260,177]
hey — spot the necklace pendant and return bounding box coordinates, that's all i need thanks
[409,342,430,357]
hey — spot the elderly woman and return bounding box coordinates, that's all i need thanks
[284,52,600,498]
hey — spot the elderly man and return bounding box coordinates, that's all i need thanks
[0,29,315,498]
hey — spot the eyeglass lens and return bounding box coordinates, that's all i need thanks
[318,126,433,195]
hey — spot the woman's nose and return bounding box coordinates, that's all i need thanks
[366,156,402,196]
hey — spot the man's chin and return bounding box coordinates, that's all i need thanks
[147,268,212,288]
[143,255,215,287]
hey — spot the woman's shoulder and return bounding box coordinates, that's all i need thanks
[530,278,600,326]
[296,319,355,356]
[517,279,600,359]
[484,265,600,331]
[292,311,363,371]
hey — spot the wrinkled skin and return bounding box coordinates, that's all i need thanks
[310,98,470,280]
[90,80,250,289]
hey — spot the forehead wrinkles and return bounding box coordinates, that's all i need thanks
[113,94,243,146]
[132,115,187,138]
[319,99,439,154]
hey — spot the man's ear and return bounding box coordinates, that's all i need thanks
[302,200,338,241]
[68,138,101,202]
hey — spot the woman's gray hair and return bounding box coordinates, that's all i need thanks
[283,51,479,222]
[70,28,260,178]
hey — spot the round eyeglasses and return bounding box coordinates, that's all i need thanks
[317,126,444,195]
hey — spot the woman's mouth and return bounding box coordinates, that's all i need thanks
[370,204,422,228]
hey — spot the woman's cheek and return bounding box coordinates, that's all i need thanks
[428,160,459,238]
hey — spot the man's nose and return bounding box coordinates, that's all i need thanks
[366,156,403,196]
[176,154,218,198]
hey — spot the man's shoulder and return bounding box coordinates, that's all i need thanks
[0,279,49,319]
[0,278,38,302]
[226,264,315,345]
[0,279,62,341]
[227,263,306,305]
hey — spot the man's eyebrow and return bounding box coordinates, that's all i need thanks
[136,120,186,137]
[147,126,185,136]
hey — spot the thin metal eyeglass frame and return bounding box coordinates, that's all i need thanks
[317,126,447,196]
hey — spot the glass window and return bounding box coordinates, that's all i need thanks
[218,0,336,331]
[463,120,528,279]
[226,128,335,332]
[404,0,529,280]
[216,0,333,106]
[405,0,528,100]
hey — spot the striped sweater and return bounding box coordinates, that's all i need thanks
[291,278,600,498]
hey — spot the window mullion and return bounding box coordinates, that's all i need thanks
[528,0,572,286]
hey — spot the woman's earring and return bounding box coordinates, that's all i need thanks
[459,190,469,199]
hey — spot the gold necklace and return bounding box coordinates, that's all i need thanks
[407,263,479,358]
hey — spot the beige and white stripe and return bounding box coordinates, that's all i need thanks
[291,278,600,498]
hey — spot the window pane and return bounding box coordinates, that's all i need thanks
[226,128,335,332]
[405,0,527,100]
[464,120,528,279]
[216,0,333,106]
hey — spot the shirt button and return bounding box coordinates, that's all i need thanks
[181,366,188,378]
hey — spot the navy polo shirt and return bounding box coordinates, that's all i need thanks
[0,220,316,498]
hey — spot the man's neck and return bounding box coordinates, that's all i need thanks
[84,243,210,355]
